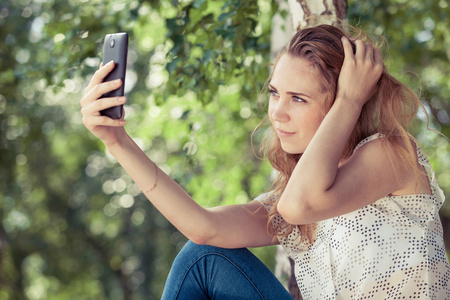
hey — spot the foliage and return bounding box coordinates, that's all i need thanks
[0,0,448,299]
[1,0,275,299]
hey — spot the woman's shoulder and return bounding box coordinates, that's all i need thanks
[353,133,440,198]
[352,133,417,160]
[353,133,385,153]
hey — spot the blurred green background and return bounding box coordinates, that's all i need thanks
[1,0,449,299]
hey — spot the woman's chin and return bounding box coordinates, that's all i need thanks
[280,144,303,155]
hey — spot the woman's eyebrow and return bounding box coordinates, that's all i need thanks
[268,83,312,99]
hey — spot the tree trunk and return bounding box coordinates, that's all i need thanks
[270,1,348,299]
[271,0,348,60]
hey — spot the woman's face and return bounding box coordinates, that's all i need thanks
[268,54,326,154]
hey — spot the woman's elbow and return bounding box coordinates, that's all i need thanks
[186,221,218,246]
[277,197,310,225]
[189,235,208,245]
[187,230,213,245]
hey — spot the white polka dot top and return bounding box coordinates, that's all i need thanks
[258,134,450,299]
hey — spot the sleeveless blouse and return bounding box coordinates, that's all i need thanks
[258,134,450,299]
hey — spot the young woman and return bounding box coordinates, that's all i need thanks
[80,25,450,299]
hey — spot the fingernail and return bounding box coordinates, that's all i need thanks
[118,96,126,102]
[113,79,121,85]
[107,60,114,66]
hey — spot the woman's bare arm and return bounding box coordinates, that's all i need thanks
[277,38,406,224]
[106,136,276,248]
[81,62,276,249]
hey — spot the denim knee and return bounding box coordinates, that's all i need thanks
[162,241,293,300]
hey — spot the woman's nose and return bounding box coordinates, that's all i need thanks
[271,100,290,122]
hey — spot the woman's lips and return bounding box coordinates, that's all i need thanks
[276,129,295,138]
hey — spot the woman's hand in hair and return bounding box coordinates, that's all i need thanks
[336,36,383,108]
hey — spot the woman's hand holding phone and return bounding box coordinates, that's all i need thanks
[80,61,128,147]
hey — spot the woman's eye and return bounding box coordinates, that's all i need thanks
[269,89,279,97]
[293,96,306,103]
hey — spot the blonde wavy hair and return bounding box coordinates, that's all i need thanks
[259,24,427,244]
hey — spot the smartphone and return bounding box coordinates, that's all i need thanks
[101,33,128,119]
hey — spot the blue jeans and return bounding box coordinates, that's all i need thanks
[161,241,293,299]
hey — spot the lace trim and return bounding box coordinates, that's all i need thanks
[353,133,385,153]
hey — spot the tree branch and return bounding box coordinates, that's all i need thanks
[297,0,311,18]
[333,0,348,20]
[322,0,331,15]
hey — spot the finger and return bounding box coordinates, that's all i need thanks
[354,39,366,60]
[86,60,114,92]
[364,43,374,62]
[81,96,127,116]
[84,60,115,95]
[373,48,384,79]
[82,115,126,129]
[341,36,354,59]
[80,78,122,107]
[373,48,383,65]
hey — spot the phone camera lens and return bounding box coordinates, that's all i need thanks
[110,39,115,48]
